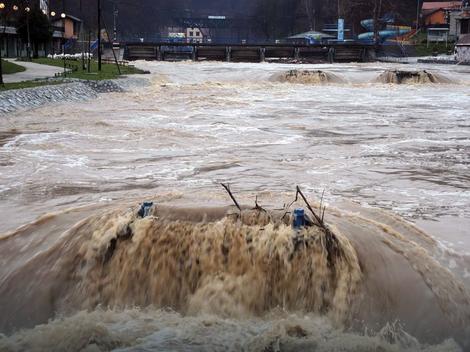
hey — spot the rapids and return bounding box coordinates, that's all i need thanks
[1,61,470,351]
[375,70,453,84]
[275,70,346,84]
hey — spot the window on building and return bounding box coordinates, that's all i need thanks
[196,31,200,36]
[461,19,469,34]
[189,31,194,37]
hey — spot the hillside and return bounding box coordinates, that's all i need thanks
[49,0,421,41]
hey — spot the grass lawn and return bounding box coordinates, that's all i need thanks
[30,58,146,80]
[0,80,65,91]
[1,57,146,91]
[413,32,455,57]
[1,59,27,74]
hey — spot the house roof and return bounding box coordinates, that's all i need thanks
[457,34,470,45]
[423,8,444,18]
[65,14,82,23]
[51,14,82,23]
[288,31,335,40]
[422,1,462,10]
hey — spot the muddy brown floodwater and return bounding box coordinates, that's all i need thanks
[0,61,469,351]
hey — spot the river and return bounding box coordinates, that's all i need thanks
[0,61,469,351]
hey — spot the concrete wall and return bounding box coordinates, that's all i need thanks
[456,45,470,62]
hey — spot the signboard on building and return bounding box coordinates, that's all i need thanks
[40,0,49,14]
[338,18,345,41]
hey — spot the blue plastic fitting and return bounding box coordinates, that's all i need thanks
[293,208,306,229]
[138,202,154,218]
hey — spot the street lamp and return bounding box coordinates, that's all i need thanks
[25,6,31,61]
[0,2,18,86]
[49,9,67,76]
[97,0,101,71]
[0,2,5,86]
[61,11,66,76]
[416,0,420,31]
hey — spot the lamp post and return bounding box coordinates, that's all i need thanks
[0,2,19,86]
[416,0,420,31]
[25,6,31,61]
[113,2,118,42]
[97,0,101,71]
[0,1,5,86]
[61,11,66,77]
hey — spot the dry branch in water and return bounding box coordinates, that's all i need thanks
[221,183,241,211]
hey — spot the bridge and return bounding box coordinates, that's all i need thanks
[123,42,375,63]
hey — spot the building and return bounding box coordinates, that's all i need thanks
[427,27,451,45]
[422,1,462,15]
[455,33,470,61]
[50,14,83,53]
[455,4,470,37]
[186,27,204,43]
[1,0,81,58]
[422,1,463,40]
[421,1,470,40]
[286,31,335,45]
[51,14,82,40]
[1,0,43,58]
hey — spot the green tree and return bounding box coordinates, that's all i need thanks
[16,6,52,58]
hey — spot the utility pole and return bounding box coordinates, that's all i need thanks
[372,0,383,45]
[25,7,31,61]
[62,0,66,77]
[97,0,102,71]
[373,0,379,45]
[0,4,5,86]
[0,2,7,86]
[113,2,118,42]
[80,0,86,70]
[0,34,3,86]
[416,0,420,31]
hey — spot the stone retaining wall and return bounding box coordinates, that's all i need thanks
[0,77,149,115]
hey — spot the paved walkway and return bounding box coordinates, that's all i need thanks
[3,59,64,83]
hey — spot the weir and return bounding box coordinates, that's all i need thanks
[1,201,469,348]
[376,69,452,84]
[123,42,373,63]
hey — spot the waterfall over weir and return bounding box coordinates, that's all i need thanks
[276,70,347,84]
[273,69,456,85]
[0,203,469,351]
[375,70,453,84]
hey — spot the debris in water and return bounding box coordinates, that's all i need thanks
[138,202,154,218]
[277,70,345,84]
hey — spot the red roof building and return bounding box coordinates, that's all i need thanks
[422,1,462,12]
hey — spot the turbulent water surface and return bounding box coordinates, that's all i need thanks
[0,61,470,351]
